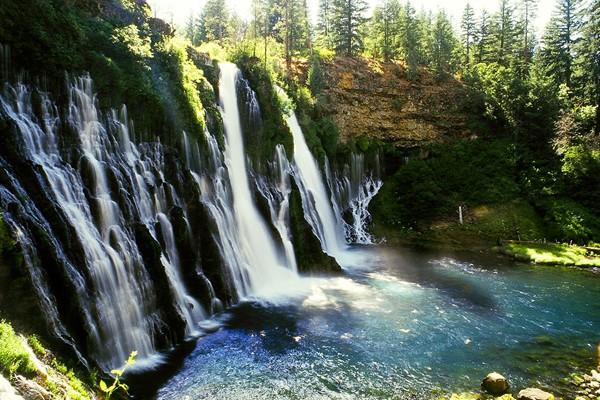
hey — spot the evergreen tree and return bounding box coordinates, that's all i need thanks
[515,0,538,74]
[286,0,310,66]
[540,0,583,88]
[367,0,401,60]
[475,9,493,63]
[398,1,423,79]
[330,0,369,56]
[489,0,519,66]
[461,3,477,65]
[317,0,334,48]
[429,10,458,78]
[578,0,600,133]
[198,0,230,44]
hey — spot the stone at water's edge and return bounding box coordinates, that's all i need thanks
[0,374,24,400]
[517,387,554,400]
[482,372,509,395]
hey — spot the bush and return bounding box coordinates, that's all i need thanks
[536,197,600,243]
[0,321,35,376]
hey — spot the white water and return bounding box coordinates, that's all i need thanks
[328,153,383,244]
[114,113,205,337]
[182,63,300,301]
[1,77,209,369]
[256,145,298,274]
[218,63,297,296]
[287,113,346,258]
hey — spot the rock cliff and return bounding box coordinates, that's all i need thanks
[299,57,474,148]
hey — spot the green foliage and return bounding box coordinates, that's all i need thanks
[0,320,35,377]
[99,351,137,399]
[26,335,46,358]
[536,197,600,243]
[499,242,600,267]
[372,139,522,228]
[307,58,325,95]
[232,48,294,164]
[330,0,369,56]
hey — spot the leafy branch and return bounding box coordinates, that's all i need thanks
[99,351,137,399]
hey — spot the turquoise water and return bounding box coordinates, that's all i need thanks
[155,246,600,399]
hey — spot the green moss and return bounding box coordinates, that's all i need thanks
[498,242,600,267]
[0,320,35,377]
[232,52,294,166]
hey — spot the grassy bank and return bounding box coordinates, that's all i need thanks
[497,242,600,267]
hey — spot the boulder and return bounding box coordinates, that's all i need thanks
[0,375,24,400]
[481,372,509,395]
[517,388,554,400]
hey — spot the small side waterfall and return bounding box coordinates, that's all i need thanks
[328,153,383,244]
[256,145,297,273]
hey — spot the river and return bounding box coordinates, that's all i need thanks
[153,246,600,399]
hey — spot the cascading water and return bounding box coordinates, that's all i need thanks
[113,111,205,337]
[286,113,346,257]
[0,77,207,369]
[0,60,384,379]
[215,62,297,296]
[328,153,383,244]
[256,145,297,273]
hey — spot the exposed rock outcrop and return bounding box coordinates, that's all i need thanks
[296,57,474,148]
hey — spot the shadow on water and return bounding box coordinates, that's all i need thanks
[372,245,499,313]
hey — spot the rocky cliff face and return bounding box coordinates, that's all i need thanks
[307,57,473,148]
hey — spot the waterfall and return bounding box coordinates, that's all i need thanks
[113,111,205,337]
[0,77,207,369]
[256,145,297,273]
[328,153,383,244]
[286,113,346,257]
[215,62,297,296]
[0,167,89,366]
[0,62,383,374]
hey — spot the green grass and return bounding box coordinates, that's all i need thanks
[0,320,35,376]
[498,242,600,267]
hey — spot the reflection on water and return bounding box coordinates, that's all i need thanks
[154,246,600,399]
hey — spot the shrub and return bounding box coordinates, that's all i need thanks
[0,320,35,376]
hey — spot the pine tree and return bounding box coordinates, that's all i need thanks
[489,0,519,66]
[461,3,477,65]
[429,10,458,78]
[330,0,369,56]
[540,0,583,88]
[398,1,423,79]
[578,0,600,133]
[184,14,199,45]
[475,9,493,63]
[367,0,401,60]
[198,0,230,44]
[317,0,334,49]
[517,0,538,72]
[280,0,310,67]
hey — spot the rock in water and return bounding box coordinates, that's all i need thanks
[517,387,554,400]
[481,372,509,395]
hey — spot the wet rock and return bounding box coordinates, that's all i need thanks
[517,388,554,400]
[0,375,24,400]
[481,372,509,395]
[11,375,51,400]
